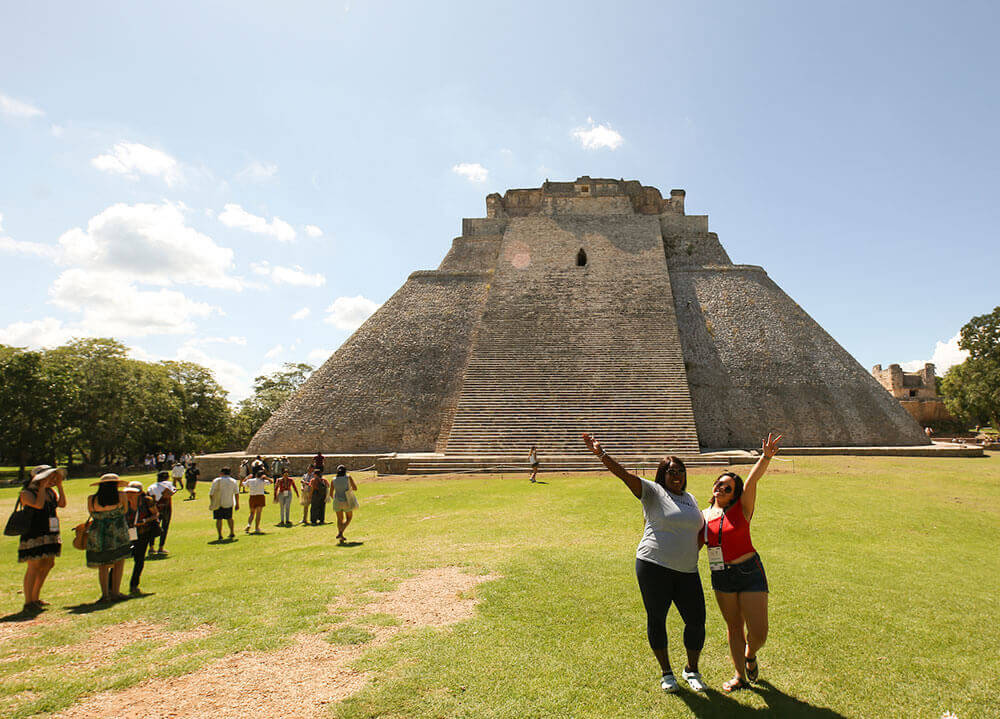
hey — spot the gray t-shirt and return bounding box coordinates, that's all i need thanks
[635,479,703,573]
[332,475,351,503]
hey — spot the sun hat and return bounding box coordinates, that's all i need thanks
[90,473,127,486]
[30,465,66,483]
[122,480,145,493]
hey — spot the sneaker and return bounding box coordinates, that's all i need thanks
[681,668,706,692]
[659,673,679,693]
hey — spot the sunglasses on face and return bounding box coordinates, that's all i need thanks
[713,484,733,494]
[666,467,685,476]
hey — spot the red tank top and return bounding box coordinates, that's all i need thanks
[705,499,755,563]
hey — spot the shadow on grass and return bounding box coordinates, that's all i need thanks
[65,592,154,615]
[207,537,238,545]
[675,682,846,718]
[0,605,44,622]
[335,541,364,548]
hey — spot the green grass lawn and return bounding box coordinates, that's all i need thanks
[1,456,998,718]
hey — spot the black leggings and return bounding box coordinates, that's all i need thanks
[635,558,706,652]
[130,533,154,590]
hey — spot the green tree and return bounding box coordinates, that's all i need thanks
[162,360,231,452]
[941,306,1000,430]
[228,362,313,449]
[0,346,75,482]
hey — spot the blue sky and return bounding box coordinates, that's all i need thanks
[1,1,996,399]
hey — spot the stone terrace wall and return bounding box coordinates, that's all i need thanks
[247,272,490,454]
[670,265,930,448]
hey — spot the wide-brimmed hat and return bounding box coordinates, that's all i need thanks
[90,473,127,486]
[121,480,145,493]
[30,465,65,484]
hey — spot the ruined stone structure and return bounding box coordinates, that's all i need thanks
[872,363,953,425]
[248,177,929,459]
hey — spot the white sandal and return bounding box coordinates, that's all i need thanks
[659,673,679,692]
[681,668,706,692]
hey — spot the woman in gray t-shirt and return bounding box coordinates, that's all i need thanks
[583,433,707,694]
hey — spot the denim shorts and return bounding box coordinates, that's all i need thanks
[710,553,769,593]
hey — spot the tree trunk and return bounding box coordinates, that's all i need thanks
[18,448,27,485]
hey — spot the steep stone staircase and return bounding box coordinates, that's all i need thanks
[439,269,701,459]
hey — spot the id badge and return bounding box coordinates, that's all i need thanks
[707,546,725,571]
[48,516,59,533]
[128,527,139,542]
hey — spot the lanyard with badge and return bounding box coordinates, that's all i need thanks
[705,510,726,571]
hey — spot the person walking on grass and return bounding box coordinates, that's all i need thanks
[242,468,272,533]
[209,467,240,541]
[528,445,539,483]
[274,469,299,526]
[86,474,133,603]
[184,461,200,501]
[331,465,359,543]
[170,460,185,488]
[309,471,330,525]
[583,433,708,693]
[300,468,315,524]
[703,433,781,692]
[123,481,160,595]
[17,465,67,613]
[147,470,177,556]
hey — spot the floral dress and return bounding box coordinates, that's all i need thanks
[86,504,132,568]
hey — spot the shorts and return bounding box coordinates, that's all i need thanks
[710,553,769,593]
[248,495,266,510]
[213,507,233,520]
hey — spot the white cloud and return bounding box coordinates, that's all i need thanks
[58,202,241,290]
[571,117,624,150]
[237,160,278,182]
[49,269,218,336]
[187,335,247,346]
[900,333,970,375]
[0,214,59,260]
[264,343,284,359]
[0,318,76,348]
[250,261,325,287]
[51,124,65,138]
[291,307,311,320]
[175,344,253,401]
[0,92,44,119]
[304,224,323,238]
[218,203,296,243]
[307,348,334,366]
[323,295,380,331]
[452,162,489,183]
[91,142,182,186]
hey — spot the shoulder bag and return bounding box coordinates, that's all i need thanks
[3,497,31,537]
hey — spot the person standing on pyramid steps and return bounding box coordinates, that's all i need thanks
[702,433,781,692]
[528,445,539,483]
[582,433,708,694]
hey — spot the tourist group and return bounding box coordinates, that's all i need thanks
[9,453,360,613]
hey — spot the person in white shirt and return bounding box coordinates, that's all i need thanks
[241,469,272,533]
[147,471,178,555]
[208,468,241,541]
[170,462,185,486]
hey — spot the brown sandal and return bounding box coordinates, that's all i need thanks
[723,676,751,692]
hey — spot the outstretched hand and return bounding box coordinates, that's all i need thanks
[761,433,783,458]
[582,432,603,457]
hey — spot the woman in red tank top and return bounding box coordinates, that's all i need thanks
[703,432,781,692]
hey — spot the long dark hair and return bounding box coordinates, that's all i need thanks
[709,471,744,509]
[654,455,687,491]
[96,481,119,506]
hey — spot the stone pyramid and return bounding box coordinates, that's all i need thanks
[248,177,928,457]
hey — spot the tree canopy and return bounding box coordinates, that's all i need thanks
[941,306,1000,430]
[0,339,311,477]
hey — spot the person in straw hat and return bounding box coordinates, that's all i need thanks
[17,465,67,613]
[86,474,133,602]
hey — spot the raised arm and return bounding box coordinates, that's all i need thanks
[582,433,643,499]
[349,476,357,491]
[741,433,782,521]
